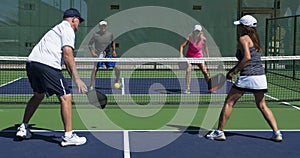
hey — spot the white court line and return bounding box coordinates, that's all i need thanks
[121,77,125,95]
[2,129,300,133]
[0,77,22,88]
[123,130,131,158]
[265,94,300,110]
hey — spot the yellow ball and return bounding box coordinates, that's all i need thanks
[114,82,121,89]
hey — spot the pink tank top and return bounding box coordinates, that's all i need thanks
[186,36,205,58]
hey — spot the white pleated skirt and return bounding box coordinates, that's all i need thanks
[234,75,267,90]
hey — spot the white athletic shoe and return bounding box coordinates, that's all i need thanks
[16,125,32,139]
[89,86,94,91]
[184,89,191,94]
[271,131,283,142]
[206,130,226,141]
[61,133,87,146]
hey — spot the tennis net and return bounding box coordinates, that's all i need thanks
[0,56,299,105]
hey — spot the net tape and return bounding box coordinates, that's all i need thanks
[1,56,300,62]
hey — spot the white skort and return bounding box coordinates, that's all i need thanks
[235,75,267,90]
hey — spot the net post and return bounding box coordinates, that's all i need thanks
[292,16,298,79]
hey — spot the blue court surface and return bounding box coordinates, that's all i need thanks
[0,77,232,95]
[0,129,299,158]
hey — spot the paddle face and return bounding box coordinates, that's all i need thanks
[86,89,107,109]
[208,73,226,92]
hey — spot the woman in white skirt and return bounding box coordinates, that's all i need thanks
[206,15,282,142]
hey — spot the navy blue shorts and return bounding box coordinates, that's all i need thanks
[26,61,71,97]
[96,55,117,68]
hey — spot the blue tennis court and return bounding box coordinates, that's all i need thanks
[0,129,299,158]
[0,77,233,95]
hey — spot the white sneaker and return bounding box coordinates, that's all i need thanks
[16,125,32,139]
[271,131,283,142]
[89,86,94,91]
[184,89,191,94]
[61,133,87,146]
[206,130,226,141]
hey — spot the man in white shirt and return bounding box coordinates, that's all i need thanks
[16,8,88,146]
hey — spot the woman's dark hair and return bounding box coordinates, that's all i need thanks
[239,25,262,52]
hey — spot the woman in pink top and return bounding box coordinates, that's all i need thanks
[179,25,210,94]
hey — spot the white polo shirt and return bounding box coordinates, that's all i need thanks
[28,21,75,70]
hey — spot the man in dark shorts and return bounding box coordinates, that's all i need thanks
[16,8,88,146]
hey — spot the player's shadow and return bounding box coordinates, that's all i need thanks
[167,124,210,135]
[224,131,271,141]
[0,124,62,145]
[154,89,182,94]
[167,124,273,141]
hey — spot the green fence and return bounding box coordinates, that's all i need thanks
[266,15,300,56]
[265,15,300,82]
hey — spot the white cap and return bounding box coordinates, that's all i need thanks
[234,15,257,27]
[194,25,202,31]
[99,20,107,26]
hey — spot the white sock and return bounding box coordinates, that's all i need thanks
[20,123,28,129]
[274,130,281,135]
[64,131,73,138]
[216,130,223,134]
